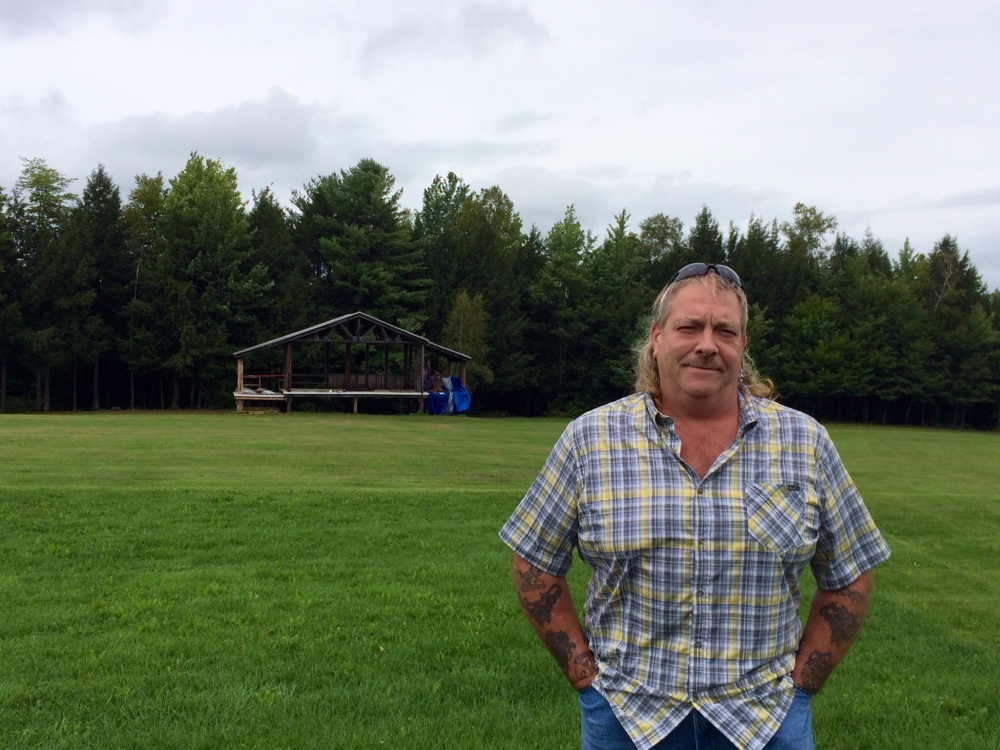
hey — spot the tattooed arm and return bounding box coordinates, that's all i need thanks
[511,551,598,690]
[791,569,873,694]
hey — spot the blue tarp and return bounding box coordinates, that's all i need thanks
[450,376,471,414]
[427,391,450,414]
[427,375,471,415]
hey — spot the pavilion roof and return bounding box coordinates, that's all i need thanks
[232,311,471,362]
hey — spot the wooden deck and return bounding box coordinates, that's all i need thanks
[234,387,432,414]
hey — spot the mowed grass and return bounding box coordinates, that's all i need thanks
[0,412,997,749]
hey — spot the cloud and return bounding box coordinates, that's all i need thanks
[937,187,1000,210]
[88,88,333,176]
[0,88,70,120]
[476,165,788,241]
[496,110,551,134]
[0,0,159,35]
[0,89,82,189]
[362,2,547,68]
[78,88,558,211]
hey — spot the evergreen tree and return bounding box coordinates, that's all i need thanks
[77,165,126,408]
[293,159,427,329]
[582,209,652,404]
[530,205,591,407]
[914,235,996,426]
[249,186,310,338]
[685,206,726,264]
[639,212,684,284]
[119,173,168,408]
[155,153,268,408]
[14,158,77,411]
[414,172,471,338]
[0,188,23,412]
[452,186,529,412]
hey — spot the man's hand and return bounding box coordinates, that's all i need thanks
[511,552,598,690]
[791,569,873,694]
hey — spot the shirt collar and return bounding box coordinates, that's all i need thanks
[639,387,759,435]
[736,383,760,434]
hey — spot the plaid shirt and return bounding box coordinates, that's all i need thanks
[500,388,890,750]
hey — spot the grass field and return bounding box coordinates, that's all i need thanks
[0,412,997,749]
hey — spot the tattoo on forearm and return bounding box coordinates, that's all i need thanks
[544,630,576,672]
[801,650,834,694]
[819,601,862,646]
[519,583,563,625]
[571,650,598,682]
[517,565,548,592]
[830,585,868,607]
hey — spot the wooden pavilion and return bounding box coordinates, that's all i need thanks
[232,312,471,413]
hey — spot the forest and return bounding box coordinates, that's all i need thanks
[1,154,998,428]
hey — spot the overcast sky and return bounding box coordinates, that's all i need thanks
[2,0,998,289]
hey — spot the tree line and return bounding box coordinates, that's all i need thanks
[1,154,998,428]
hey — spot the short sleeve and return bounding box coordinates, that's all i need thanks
[498,424,581,577]
[811,431,891,590]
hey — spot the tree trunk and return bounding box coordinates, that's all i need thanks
[171,372,179,409]
[93,359,100,410]
[905,397,914,425]
[189,374,196,409]
[44,367,50,412]
[72,357,78,412]
[36,372,41,412]
[159,371,165,410]
[130,370,135,410]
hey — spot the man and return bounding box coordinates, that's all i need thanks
[499,263,890,750]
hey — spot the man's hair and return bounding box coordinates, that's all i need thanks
[634,272,775,401]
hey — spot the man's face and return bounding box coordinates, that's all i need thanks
[650,281,747,407]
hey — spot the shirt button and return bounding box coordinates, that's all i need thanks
[694,641,703,649]
[698,539,706,547]
[697,590,705,597]
[697,487,704,494]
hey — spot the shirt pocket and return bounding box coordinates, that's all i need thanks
[744,482,819,554]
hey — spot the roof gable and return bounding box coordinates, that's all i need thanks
[233,312,470,361]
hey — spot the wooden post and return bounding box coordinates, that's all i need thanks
[461,361,467,386]
[384,344,389,389]
[345,342,352,390]
[353,397,358,414]
[284,345,292,391]
[365,343,370,389]
[283,344,293,414]
[236,357,244,413]
[324,342,330,389]
[418,344,425,413]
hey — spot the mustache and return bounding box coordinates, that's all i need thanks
[682,355,723,370]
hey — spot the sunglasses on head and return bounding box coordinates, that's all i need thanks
[668,262,744,289]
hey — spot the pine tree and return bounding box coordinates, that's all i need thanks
[293,159,427,329]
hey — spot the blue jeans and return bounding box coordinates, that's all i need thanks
[579,684,814,750]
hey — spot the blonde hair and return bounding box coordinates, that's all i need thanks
[634,272,774,402]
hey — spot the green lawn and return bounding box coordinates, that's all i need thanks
[0,412,997,749]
